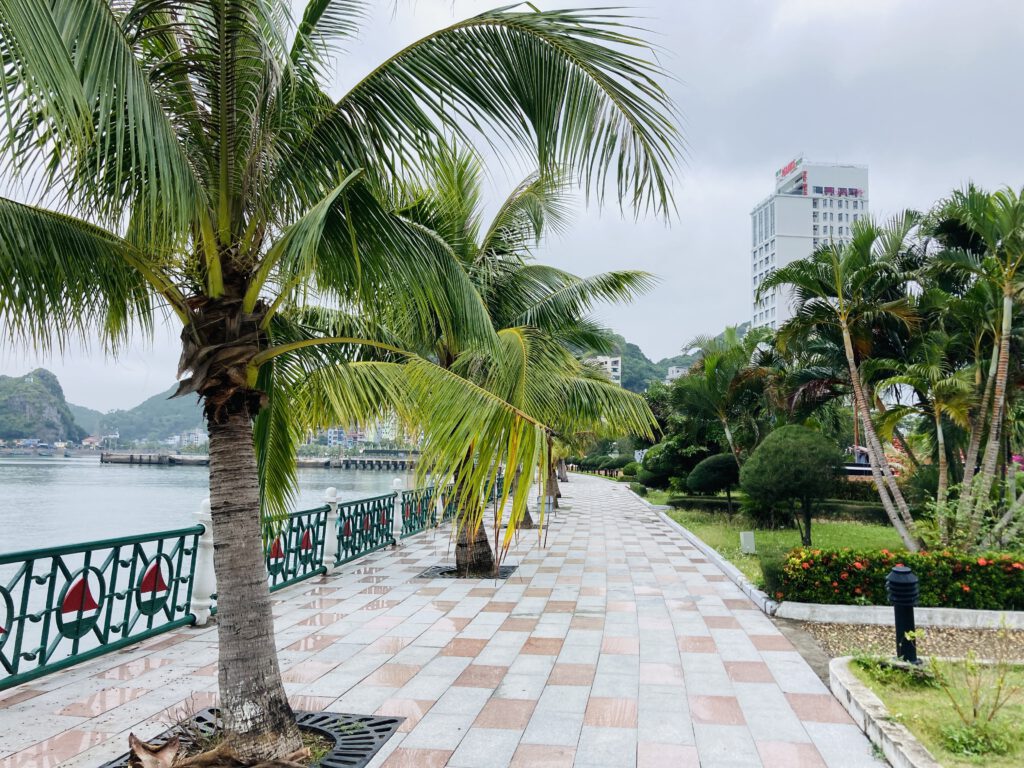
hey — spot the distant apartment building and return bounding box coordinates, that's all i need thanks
[591,356,622,386]
[664,365,689,384]
[750,157,869,329]
[181,427,208,447]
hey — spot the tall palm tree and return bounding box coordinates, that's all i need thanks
[0,1,677,757]
[930,186,1024,530]
[394,148,657,572]
[673,326,772,466]
[760,214,922,550]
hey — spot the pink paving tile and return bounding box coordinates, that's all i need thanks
[524,588,553,597]
[141,634,186,651]
[545,601,577,613]
[725,661,775,683]
[579,586,606,597]
[288,695,335,711]
[704,615,742,629]
[500,618,538,632]
[481,601,518,612]
[785,693,854,724]
[601,636,640,655]
[639,662,684,685]
[361,585,391,595]
[607,601,637,613]
[584,697,638,728]
[430,617,471,632]
[281,661,339,683]
[474,698,537,729]
[417,587,445,596]
[521,637,564,655]
[687,584,717,595]
[751,634,795,652]
[570,616,604,629]
[376,698,434,732]
[510,744,576,767]
[298,612,346,627]
[548,663,596,686]
[360,598,399,612]
[0,688,43,708]
[194,662,218,677]
[468,587,497,597]
[453,664,508,688]
[381,748,453,768]
[285,634,335,651]
[96,656,173,680]
[689,695,746,725]
[757,741,827,767]
[724,598,755,610]
[638,742,700,767]
[366,663,421,687]
[1,729,112,768]
[59,687,149,717]
[431,600,459,612]
[440,638,488,657]
[678,635,717,653]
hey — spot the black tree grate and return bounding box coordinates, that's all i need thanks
[98,708,403,768]
[417,564,519,579]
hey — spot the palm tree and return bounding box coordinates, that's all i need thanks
[760,214,922,550]
[673,326,772,466]
[930,186,1024,531]
[0,1,677,757]
[394,148,656,572]
[875,333,974,529]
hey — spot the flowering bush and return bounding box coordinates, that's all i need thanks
[774,548,1024,609]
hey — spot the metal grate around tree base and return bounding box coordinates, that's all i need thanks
[97,708,403,768]
[417,564,519,579]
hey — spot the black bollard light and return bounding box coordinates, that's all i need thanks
[885,565,920,664]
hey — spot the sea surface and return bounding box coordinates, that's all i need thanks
[0,456,413,554]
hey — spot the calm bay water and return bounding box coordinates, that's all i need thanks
[0,456,412,554]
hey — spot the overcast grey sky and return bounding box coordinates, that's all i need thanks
[3,0,1024,411]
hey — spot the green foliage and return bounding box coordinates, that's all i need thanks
[0,369,86,442]
[94,385,204,443]
[775,548,1024,608]
[740,426,843,506]
[641,437,706,489]
[629,482,647,497]
[622,460,641,476]
[687,453,739,495]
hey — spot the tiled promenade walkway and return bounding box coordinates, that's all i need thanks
[0,475,881,767]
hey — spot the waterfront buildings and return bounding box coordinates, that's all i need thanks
[750,158,869,329]
[591,355,623,386]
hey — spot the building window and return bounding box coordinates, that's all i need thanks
[812,199,818,209]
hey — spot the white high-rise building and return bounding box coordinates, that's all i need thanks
[750,157,869,329]
[591,356,622,386]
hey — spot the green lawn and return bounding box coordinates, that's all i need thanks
[851,659,1024,767]
[666,507,904,586]
[644,489,671,506]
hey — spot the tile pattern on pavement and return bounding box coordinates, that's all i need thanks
[0,474,881,767]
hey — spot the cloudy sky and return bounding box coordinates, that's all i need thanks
[3,0,1023,411]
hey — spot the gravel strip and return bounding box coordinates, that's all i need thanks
[803,621,1024,661]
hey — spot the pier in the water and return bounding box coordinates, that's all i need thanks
[99,452,417,470]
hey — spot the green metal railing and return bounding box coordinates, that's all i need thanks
[336,493,396,565]
[0,526,202,691]
[400,486,436,538]
[439,484,458,523]
[265,506,330,592]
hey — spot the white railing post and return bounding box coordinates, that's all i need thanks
[392,477,404,538]
[191,497,216,626]
[323,487,339,566]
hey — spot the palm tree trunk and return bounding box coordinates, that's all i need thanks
[841,325,918,550]
[512,466,535,529]
[970,293,1013,536]
[455,521,494,576]
[721,418,741,468]
[935,408,949,514]
[959,341,999,527]
[208,404,301,760]
[557,459,568,482]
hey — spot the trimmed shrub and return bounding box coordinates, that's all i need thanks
[629,482,648,497]
[740,426,843,545]
[687,453,740,511]
[773,548,1024,609]
[623,461,641,476]
[666,495,734,513]
[831,479,887,503]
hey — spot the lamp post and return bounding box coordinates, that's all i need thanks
[885,565,920,664]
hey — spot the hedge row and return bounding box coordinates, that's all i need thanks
[774,548,1024,610]
[665,495,887,523]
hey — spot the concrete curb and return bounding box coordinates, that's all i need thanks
[829,657,940,768]
[655,509,781,615]
[776,601,1024,629]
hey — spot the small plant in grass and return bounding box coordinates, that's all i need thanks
[927,626,1022,757]
[630,482,648,497]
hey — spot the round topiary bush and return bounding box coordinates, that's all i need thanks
[686,453,740,512]
[739,425,843,545]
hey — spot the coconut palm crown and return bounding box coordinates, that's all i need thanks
[0,0,678,759]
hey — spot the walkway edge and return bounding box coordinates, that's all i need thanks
[655,509,781,615]
[829,657,940,768]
